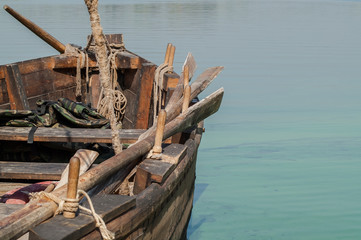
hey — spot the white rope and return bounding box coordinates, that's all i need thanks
[78,190,115,240]
[30,190,115,240]
[153,63,173,122]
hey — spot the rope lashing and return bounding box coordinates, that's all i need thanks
[64,44,90,98]
[153,63,173,122]
[30,190,115,240]
[96,41,127,123]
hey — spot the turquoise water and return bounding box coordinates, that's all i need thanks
[1,0,361,239]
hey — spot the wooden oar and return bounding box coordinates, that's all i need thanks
[165,53,197,111]
[139,66,223,141]
[3,5,66,53]
[0,88,224,240]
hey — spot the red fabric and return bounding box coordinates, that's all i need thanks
[1,181,55,204]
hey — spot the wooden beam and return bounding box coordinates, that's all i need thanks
[161,143,188,165]
[0,204,24,219]
[114,51,141,69]
[0,127,146,144]
[133,159,175,194]
[0,162,67,181]
[135,63,156,129]
[29,195,136,240]
[53,51,140,70]
[3,64,30,110]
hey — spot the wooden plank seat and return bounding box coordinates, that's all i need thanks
[0,127,146,144]
[0,161,68,180]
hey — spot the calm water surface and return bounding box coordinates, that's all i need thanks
[1,0,361,239]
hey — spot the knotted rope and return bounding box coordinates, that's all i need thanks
[30,190,115,240]
[153,63,173,122]
[96,40,127,123]
[65,44,89,98]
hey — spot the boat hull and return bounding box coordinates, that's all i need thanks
[82,123,203,240]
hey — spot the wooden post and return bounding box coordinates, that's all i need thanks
[153,110,167,154]
[168,45,176,70]
[182,85,191,113]
[3,5,66,53]
[164,43,172,64]
[183,65,189,88]
[63,157,80,219]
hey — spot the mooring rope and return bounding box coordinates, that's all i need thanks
[30,190,115,240]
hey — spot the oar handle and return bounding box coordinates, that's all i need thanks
[3,5,66,53]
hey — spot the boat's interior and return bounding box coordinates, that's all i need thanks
[0,34,184,203]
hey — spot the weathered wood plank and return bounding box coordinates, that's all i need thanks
[133,159,175,194]
[29,195,135,240]
[4,64,30,110]
[0,162,67,180]
[115,51,141,69]
[161,143,188,165]
[123,63,156,129]
[0,127,146,144]
[135,63,156,129]
[53,51,140,70]
[0,79,9,106]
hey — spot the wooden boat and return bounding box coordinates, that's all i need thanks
[0,5,223,240]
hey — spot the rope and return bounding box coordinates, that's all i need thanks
[30,190,115,240]
[65,44,90,98]
[153,63,173,122]
[96,44,127,122]
[78,190,115,240]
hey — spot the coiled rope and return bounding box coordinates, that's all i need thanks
[30,190,115,240]
[96,40,127,123]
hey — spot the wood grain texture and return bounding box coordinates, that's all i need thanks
[0,161,67,180]
[4,64,30,110]
[161,143,188,165]
[29,195,136,240]
[133,159,175,194]
[0,127,146,144]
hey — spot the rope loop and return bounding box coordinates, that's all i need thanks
[153,63,173,122]
[64,44,90,98]
[96,44,127,123]
[30,190,115,240]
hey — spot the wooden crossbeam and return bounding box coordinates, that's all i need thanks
[133,159,175,195]
[0,127,145,144]
[0,162,68,180]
